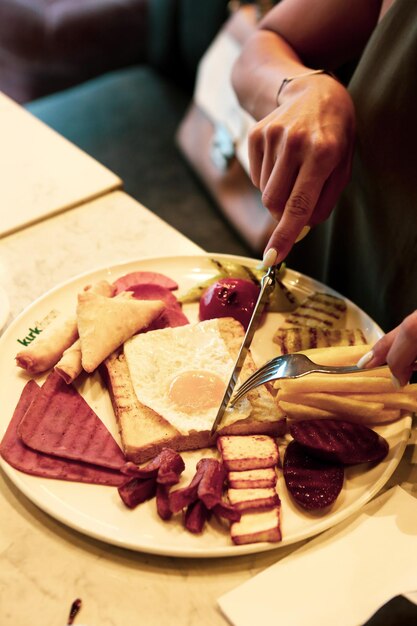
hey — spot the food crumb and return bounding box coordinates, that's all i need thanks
[67,598,82,625]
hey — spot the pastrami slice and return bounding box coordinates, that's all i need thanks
[18,371,125,469]
[289,419,389,465]
[147,307,189,329]
[113,271,178,294]
[1,380,125,485]
[0,379,39,459]
[284,440,344,510]
[127,284,179,308]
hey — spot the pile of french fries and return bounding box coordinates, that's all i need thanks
[274,345,417,425]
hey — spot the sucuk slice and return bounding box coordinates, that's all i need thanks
[18,371,126,470]
[120,448,185,485]
[118,477,157,508]
[168,458,209,513]
[289,419,389,465]
[197,458,227,509]
[212,501,241,523]
[231,507,281,545]
[156,484,172,520]
[217,435,279,471]
[284,440,344,510]
[184,499,211,534]
[118,448,185,511]
[113,271,178,294]
[0,380,125,486]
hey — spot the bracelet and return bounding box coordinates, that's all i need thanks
[276,69,336,105]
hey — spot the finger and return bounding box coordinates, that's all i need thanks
[248,125,265,188]
[386,314,417,385]
[368,329,400,366]
[265,162,326,261]
[309,157,353,226]
[261,155,298,220]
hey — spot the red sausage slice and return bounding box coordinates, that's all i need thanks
[284,440,344,510]
[289,419,389,465]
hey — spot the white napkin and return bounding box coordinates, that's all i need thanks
[218,486,417,626]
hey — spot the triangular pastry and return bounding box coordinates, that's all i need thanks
[77,291,165,372]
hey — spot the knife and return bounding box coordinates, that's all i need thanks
[210,264,278,436]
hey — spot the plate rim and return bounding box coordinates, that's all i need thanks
[0,252,410,558]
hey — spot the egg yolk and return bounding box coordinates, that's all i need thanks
[168,370,226,413]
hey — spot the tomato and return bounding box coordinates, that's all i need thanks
[199,278,260,329]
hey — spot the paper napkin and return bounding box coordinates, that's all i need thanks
[218,486,417,626]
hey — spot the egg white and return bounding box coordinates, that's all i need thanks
[124,319,252,434]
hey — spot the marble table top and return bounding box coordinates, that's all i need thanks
[0,180,416,626]
[0,92,121,238]
[0,191,416,626]
[0,191,297,626]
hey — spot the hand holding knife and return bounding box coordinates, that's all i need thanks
[210,264,279,436]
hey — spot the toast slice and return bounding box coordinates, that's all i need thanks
[102,318,286,463]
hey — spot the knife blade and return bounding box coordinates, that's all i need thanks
[210,264,278,436]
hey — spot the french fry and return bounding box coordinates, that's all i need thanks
[299,344,372,366]
[277,391,384,420]
[278,374,396,394]
[348,392,417,413]
[278,400,401,425]
[278,401,337,421]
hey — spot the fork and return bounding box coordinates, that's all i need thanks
[230,353,377,405]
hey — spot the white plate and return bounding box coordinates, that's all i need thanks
[0,254,411,558]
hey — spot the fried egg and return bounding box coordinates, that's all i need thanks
[124,319,252,434]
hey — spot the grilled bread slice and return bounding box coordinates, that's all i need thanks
[230,507,281,545]
[102,318,286,464]
[227,467,277,489]
[217,434,281,544]
[217,434,279,471]
[228,488,280,512]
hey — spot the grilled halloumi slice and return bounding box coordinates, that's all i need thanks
[273,327,367,355]
[280,292,347,330]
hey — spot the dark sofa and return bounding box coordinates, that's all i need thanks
[8,0,255,256]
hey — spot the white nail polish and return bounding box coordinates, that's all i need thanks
[356,351,374,369]
[295,225,311,243]
[261,248,278,268]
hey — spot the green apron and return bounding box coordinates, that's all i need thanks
[287,0,417,332]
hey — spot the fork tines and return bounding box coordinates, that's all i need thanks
[230,356,285,406]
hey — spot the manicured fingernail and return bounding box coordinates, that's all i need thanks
[391,374,402,389]
[356,351,374,368]
[295,225,311,242]
[261,248,278,268]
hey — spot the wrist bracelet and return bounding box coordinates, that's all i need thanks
[276,69,336,105]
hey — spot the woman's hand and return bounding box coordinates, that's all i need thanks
[249,74,356,264]
[357,311,417,386]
